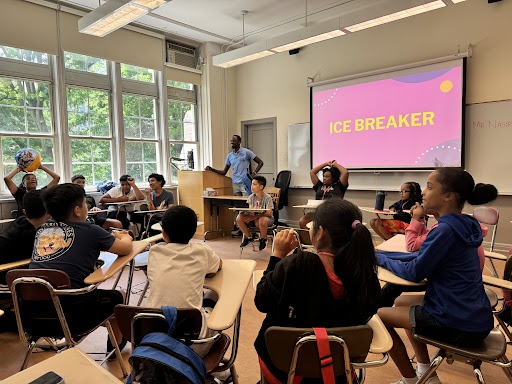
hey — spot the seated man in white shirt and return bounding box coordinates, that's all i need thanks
[99,174,145,229]
[145,205,222,357]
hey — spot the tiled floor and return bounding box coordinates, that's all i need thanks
[0,235,511,384]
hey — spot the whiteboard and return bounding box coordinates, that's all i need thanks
[288,123,311,188]
[287,100,512,193]
[465,100,512,194]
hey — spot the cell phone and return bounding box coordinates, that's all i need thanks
[29,371,64,384]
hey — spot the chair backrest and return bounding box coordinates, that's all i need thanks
[7,269,71,301]
[265,325,373,379]
[473,206,499,251]
[275,171,291,209]
[10,209,18,219]
[115,305,202,347]
[264,187,281,222]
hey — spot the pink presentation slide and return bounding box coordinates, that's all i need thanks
[312,66,463,168]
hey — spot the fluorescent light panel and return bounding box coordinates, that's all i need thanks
[451,0,467,3]
[78,0,170,37]
[212,41,274,69]
[346,0,446,32]
[268,17,345,53]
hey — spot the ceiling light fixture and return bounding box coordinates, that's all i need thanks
[78,0,171,37]
[212,41,274,68]
[346,0,445,32]
[268,17,346,53]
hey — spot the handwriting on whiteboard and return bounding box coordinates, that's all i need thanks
[472,120,512,128]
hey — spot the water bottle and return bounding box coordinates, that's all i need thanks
[375,190,386,211]
[187,150,194,170]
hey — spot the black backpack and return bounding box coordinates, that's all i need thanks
[126,306,206,384]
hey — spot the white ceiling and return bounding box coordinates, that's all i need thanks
[55,0,400,46]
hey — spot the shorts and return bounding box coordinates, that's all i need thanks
[410,305,489,347]
[233,182,248,196]
[94,216,107,227]
[240,214,274,227]
[381,219,409,235]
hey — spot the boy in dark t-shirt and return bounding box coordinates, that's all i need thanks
[30,183,133,356]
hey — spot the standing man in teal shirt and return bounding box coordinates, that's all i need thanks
[205,135,264,196]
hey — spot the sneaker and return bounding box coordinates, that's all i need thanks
[390,377,418,384]
[33,337,67,352]
[240,237,252,248]
[231,229,242,237]
[259,239,267,251]
[425,375,442,384]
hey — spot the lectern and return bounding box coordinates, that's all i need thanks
[178,171,233,239]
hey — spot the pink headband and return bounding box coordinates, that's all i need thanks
[351,220,361,230]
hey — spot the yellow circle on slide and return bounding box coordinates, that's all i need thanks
[440,80,453,93]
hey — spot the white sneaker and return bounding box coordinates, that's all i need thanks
[425,375,442,384]
[390,377,418,384]
[33,337,67,352]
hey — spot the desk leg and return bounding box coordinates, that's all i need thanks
[216,307,241,375]
[125,259,136,304]
[204,200,224,241]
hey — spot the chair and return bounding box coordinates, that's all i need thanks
[473,206,500,276]
[275,171,291,225]
[6,269,128,374]
[262,315,391,384]
[413,327,512,384]
[294,228,315,252]
[115,305,231,382]
[10,210,18,219]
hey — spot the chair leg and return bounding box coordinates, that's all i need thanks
[498,356,512,382]
[137,280,150,306]
[356,368,366,384]
[20,341,36,371]
[473,361,486,384]
[230,364,239,384]
[105,320,129,377]
[416,350,445,384]
[489,259,499,277]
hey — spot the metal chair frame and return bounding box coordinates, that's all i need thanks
[9,273,127,375]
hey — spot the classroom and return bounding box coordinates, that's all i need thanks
[1,0,512,383]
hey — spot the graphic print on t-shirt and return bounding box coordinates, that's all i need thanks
[33,222,75,261]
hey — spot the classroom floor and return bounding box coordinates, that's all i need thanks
[0,235,511,384]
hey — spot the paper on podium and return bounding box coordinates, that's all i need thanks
[306,199,324,207]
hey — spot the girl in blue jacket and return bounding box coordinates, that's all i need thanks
[377,168,497,384]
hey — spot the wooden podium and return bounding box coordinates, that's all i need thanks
[178,171,233,239]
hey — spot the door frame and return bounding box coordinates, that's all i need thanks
[241,117,277,181]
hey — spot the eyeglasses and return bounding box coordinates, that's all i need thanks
[399,190,411,194]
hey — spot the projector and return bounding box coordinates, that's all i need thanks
[488,0,502,3]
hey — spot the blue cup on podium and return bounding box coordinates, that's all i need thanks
[375,190,386,211]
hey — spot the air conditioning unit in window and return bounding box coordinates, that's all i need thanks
[167,42,196,69]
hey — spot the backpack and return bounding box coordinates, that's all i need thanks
[96,180,118,194]
[126,306,206,384]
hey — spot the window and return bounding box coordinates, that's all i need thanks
[64,52,107,75]
[168,99,198,183]
[123,94,158,181]
[121,64,155,83]
[0,45,48,65]
[67,87,112,185]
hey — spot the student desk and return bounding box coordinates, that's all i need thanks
[0,218,15,224]
[87,209,109,215]
[203,195,248,240]
[376,235,512,290]
[0,259,30,272]
[359,207,399,218]
[204,259,256,375]
[85,240,148,303]
[151,221,204,232]
[1,348,122,384]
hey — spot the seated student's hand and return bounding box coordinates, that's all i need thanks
[410,203,425,221]
[273,228,299,259]
[112,230,132,241]
[144,187,152,194]
[90,207,101,212]
[116,196,130,202]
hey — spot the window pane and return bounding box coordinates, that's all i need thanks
[68,87,110,138]
[0,45,48,65]
[183,104,196,141]
[126,141,158,181]
[127,163,143,182]
[121,63,154,83]
[64,51,107,75]
[122,95,138,117]
[139,97,155,119]
[124,117,140,139]
[141,118,156,139]
[143,142,157,162]
[168,101,182,121]
[0,79,52,134]
[68,112,88,136]
[167,81,193,90]
[169,121,183,141]
[168,101,195,141]
[70,139,112,186]
[125,141,143,162]
[123,95,156,139]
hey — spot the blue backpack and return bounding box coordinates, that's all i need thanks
[126,306,206,384]
[96,180,118,194]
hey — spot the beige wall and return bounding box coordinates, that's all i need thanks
[227,0,512,245]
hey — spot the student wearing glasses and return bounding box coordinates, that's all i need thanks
[371,182,422,240]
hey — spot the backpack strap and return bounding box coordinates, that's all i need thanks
[313,328,335,384]
[162,306,178,334]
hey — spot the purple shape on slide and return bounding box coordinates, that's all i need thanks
[419,139,462,167]
[394,68,452,83]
